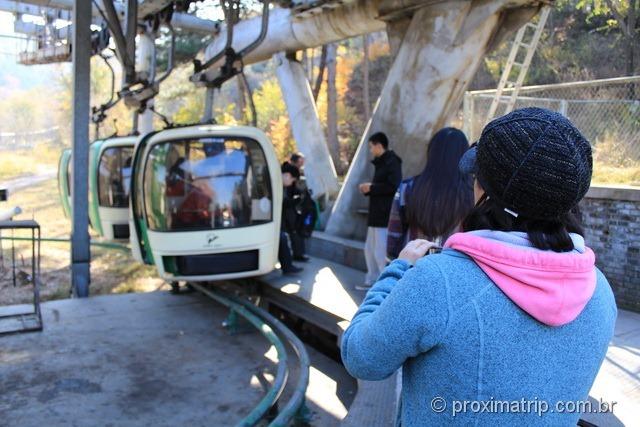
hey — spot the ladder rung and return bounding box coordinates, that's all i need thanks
[512,62,524,67]
[518,42,531,49]
[526,23,539,30]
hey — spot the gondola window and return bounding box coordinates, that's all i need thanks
[143,137,273,231]
[98,147,134,208]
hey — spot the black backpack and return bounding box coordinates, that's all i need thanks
[295,188,318,238]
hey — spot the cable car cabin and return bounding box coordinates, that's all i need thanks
[56,138,135,240]
[130,125,282,282]
[57,148,72,219]
[89,137,135,240]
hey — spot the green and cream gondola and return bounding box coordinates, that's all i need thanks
[129,125,282,281]
[57,148,72,219]
[57,137,135,240]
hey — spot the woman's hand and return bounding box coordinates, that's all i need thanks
[398,239,438,265]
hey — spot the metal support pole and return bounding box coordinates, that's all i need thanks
[203,87,215,123]
[124,0,138,83]
[136,31,155,134]
[71,0,91,297]
[132,110,139,134]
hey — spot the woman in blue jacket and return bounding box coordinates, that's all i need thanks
[341,108,617,426]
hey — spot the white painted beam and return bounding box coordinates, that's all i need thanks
[138,0,173,19]
[201,1,386,77]
[275,53,339,199]
[201,0,542,74]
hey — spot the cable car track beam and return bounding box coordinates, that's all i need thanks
[191,283,311,426]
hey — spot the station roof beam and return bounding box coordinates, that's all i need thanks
[9,0,217,34]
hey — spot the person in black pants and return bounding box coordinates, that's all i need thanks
[279,163,303,275]
[282,154,310,262]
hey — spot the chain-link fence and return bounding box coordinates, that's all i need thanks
[462,76,640,185]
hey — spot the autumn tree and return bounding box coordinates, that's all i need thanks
[577,0,639,75]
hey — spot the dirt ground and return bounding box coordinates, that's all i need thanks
[0,178,169,305]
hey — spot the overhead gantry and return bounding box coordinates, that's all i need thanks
[199,0,550,239]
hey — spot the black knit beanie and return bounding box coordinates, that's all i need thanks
[461,107,592,219]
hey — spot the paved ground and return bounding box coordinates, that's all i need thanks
[0,171,56,196]
[1,274,638,426]
[585,308,640,426]
[0,291,356,427]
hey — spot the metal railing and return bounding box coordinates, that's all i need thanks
[463,76,640,185]
[191,283,311,427]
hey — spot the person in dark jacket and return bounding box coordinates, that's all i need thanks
[279,163,303,275]
[282,153,310,262]
[357,132,402,290]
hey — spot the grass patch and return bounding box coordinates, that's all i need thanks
[1,178,168,306]
[592,164,640,186]
[0,144,63,181]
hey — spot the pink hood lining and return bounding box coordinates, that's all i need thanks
[444,233,597,327]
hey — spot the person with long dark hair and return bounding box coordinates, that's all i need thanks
[342,108,617,426]
[387,127,473,259]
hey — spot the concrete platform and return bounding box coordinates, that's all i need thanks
[585,309,640,426]
[0,291,356,427]
[258,256,366,338]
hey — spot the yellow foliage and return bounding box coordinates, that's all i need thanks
[269,115,296,161]
[174,95,204,125]
[214,103,239,126]
[252,78,298,161]
[368,40,390,61]
[253,79,288,130]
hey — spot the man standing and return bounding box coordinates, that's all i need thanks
[279,163,303,275]
[357,132,402,290]
[283,152,310,262]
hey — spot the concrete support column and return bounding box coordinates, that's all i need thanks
[275,53,340,200]
[137,31,155,134]
[70,0,91,297]
[325,0,506,239]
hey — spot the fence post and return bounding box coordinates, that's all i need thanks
[559,99,568,116]
[463,91,473,140]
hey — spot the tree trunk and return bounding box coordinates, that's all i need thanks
[607,0,637,76]
[326,43,341,173]
[363,34,371,121]
[313,45,328,102]
[626,0,636,76]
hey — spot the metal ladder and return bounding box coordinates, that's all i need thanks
[485,6,551,122]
